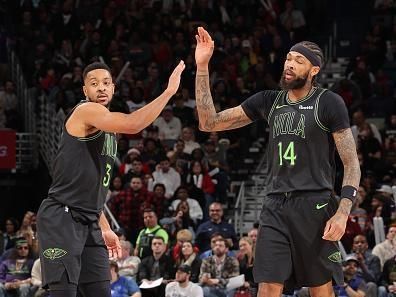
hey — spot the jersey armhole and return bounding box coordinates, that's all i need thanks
[268,91,285,121]
[314,89,331,132]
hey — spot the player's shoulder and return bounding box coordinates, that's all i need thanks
[316,88,345,106]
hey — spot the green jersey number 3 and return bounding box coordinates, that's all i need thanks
[278,141,297,166]
[103,163,112,187]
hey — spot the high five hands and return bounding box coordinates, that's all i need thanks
[195,27,215,69]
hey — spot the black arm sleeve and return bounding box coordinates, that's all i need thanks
[318,90,350,133]
[241,90,279,122]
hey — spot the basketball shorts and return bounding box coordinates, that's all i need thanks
[253,191,343,289]
[37,198,110,288]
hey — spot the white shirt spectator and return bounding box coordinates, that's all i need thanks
[117,256,141,280]
[153,116,182,141]
[165,281,203,297]
[153,167,181,198]
[171,198,203,222]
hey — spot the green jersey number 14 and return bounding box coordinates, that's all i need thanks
[278,141,297,166]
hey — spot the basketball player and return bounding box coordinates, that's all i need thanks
[194,27,360,297]
[37,61,185,297]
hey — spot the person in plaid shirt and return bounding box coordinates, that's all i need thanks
[108,176,153,243]
[199,238,239,297]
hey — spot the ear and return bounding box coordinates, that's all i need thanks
[310,66,320,77]
[83,85,87,97]
[112,83,115,95]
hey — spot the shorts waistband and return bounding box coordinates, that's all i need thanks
[267,190,332,199]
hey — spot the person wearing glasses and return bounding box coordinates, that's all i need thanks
[0,238,34,297]
[195,202,237,253]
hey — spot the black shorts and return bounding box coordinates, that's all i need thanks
[37,199,110,288]
[253,191,343,289]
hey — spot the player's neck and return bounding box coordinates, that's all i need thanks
[287,84,313,102]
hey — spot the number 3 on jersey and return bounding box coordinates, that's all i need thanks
[103,163,112,187]
[278,141,297,166]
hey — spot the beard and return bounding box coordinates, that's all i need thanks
[279,70,309,90]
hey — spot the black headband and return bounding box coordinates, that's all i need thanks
[289,44,322,67]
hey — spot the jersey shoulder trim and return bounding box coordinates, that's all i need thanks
[314,88,330,132]
[268,90,286,121]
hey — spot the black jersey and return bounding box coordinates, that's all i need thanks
[241,87,350,194]
[47,101,117,220]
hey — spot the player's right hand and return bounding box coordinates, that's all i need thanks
[195,27,214,68]
[166,60,185,96]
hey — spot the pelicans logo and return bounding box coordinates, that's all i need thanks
[43,248,67,260]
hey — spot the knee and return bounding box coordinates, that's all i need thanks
[366,281,378,295]
[258,283,284,297]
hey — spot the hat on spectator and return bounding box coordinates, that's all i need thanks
[15,238,28,248]
[127,148,141,156]
[376,185,393,195]
[242,40,251,48]
[177,264,191,274]
[343,254,359,265]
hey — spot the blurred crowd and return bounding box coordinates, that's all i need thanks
[0,0,396,297]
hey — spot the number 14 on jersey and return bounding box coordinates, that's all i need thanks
[278,141,297,166]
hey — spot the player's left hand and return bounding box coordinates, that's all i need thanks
[102,230,122,259]
[322,212,348,241]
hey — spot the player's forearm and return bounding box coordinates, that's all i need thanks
[99,212,111,232]
[195,69,218,131]
[127,89,174,133]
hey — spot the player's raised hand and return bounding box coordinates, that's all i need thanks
[166,60,185,96]
[195,27,214,69]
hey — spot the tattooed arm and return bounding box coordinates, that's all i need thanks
[195,71,252,131]
[323,128,361,241]
[194,27,251,132]
[333,128,361,214]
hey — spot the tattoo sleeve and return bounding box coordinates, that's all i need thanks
[333,128,361,215]
[195,71,251,131]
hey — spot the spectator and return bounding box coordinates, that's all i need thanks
[195,203,238,252]
[1,218,19,256]
[110,260,141,297]
[138,236,174,297]
[122,157,148,185]
[351,110,382,145]
[199,232,236,261]
[380,255,396,296]
[160,200,196,239]
[238,237,258,297]
[135,209,169,259]
[165,264,203,297]
[117,240,141,281]
[199,238,239,297]
[109,176,153,242]
[150,183,168,220]
[185,160,216,219]
[333,254,367,297]
[351,235,382,297]
[372,225,396,269]
[0,239,34,297]
[175,241,202,284]
[180,127,201,155]
[167,139,191,173]
[29,258,49,297]
[153,105,182,149]
[152,156,181,199]
[171,186,203,224]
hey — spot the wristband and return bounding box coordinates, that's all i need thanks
[341,185,357,203]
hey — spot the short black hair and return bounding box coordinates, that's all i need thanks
[83,62,111,81]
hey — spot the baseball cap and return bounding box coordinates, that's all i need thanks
[343,254,359,265]
[177,264,191,274]
[376,185,393,195]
